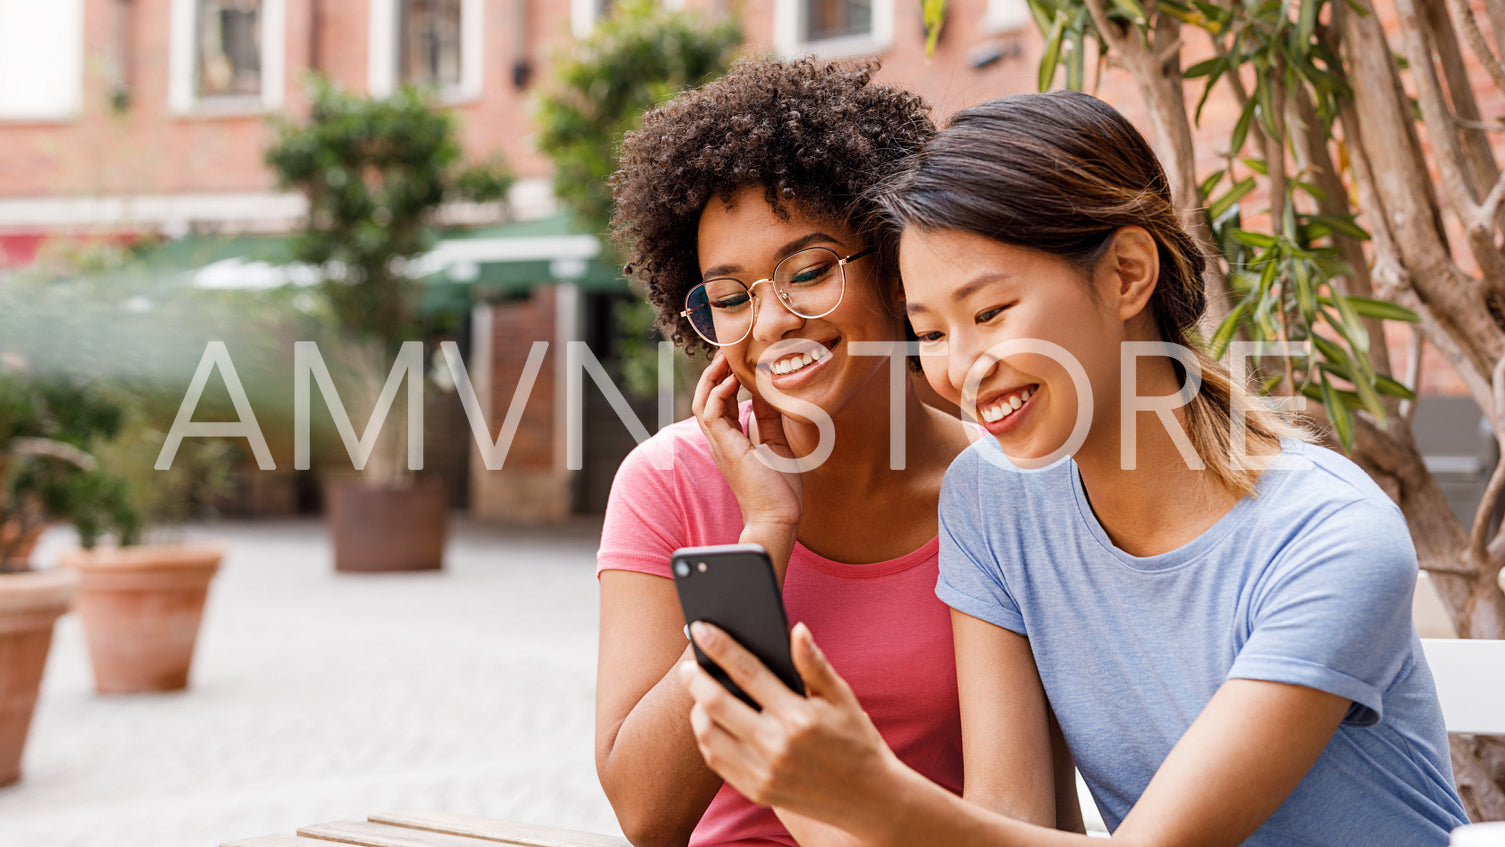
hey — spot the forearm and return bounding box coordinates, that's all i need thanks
[848,760,1110,847]
[739,520,798,584]
[599,644,725,847]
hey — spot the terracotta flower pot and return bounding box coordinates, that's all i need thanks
[325,477,446,572]
[59,543,222,694]
[0,568,77,785]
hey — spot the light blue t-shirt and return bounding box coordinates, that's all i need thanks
[937,437,1468,846]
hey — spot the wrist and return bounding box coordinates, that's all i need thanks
[739,521,797,580]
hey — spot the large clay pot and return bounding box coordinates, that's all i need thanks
[0,568,77,785]
[324,477,446,572]
[59,544,222,694]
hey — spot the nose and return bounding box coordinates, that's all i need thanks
[948,331,995,403]
[748,280,803,343]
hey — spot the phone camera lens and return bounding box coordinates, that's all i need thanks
[674,561,690,577]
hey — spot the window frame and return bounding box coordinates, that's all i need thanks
[169,0,285,115]
[0,0,85,122]
[773,0,894,60]
[370,0,483,102]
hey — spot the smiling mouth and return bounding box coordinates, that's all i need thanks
[763,342,833,376]
[978,385,1036,423]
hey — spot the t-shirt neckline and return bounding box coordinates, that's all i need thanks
[1066,459,1265,573]
[793,536,940,579]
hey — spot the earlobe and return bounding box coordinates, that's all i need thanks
[1107,226,1159,322]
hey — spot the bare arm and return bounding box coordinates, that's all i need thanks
[683,621,1351,847]
[595,570,722,847]
[951,611,1057,828]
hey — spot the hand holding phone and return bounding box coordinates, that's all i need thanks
[671,543,805,710]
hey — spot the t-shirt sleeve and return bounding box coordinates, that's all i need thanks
[1227,498,1418,726]
[935,450,1028,636]
[596,433,687,580]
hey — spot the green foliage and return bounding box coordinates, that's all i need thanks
[0,374,140,569]
[265,77,514,350]
[533,0,742,236]
[534,0,740,398]
[927,0,1421,452]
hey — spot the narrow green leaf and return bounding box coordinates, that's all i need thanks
[1291,260,1317,322]
[1320,372,1356,452]
[1185,56,1223,78]
[1210,301,1249,359]
[1242,157,1270,175]
[1375,374,1417,401]
[1199,168,1227,200]
[1067,28,1086,90]
[1319,295,1421,323]
[1230,97,1257,155]
[1304,213,1369,241]
[1230,229,1278,249]
[1209,176,1258,220]
[1039,13,1066,92]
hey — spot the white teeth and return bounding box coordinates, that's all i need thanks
[769,347,828,375]
[980,388,1033,424]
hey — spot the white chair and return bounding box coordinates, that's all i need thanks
[1422,637,1505,735]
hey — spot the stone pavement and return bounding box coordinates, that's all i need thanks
[0,517,623,847]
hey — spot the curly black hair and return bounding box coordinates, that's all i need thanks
[609,57,935,357]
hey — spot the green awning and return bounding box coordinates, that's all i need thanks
[134,211,625,296]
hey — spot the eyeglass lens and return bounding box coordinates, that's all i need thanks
[684,247,846,346]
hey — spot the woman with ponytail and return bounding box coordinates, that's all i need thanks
[678,91,1470,846]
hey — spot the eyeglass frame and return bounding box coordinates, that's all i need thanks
[679,245,876,347]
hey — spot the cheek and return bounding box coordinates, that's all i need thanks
[920,357,958,402]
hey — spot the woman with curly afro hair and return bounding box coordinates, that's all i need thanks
[594,58,1080,847]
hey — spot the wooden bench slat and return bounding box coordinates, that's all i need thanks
[369,810,630,847]
[297,820,501,847]
[222,837,336,847]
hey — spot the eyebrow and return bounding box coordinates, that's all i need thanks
[701,232,843,281]
[906,273,1014,315]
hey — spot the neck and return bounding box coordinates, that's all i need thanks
[1072,362,1240,558]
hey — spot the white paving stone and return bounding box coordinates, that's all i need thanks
[0,517,622,847]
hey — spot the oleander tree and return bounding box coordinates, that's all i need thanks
[534,0,741,396]
[265,78,512,485]
[927,0,1505,818]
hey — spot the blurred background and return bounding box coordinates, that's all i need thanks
[1,0,1502,843]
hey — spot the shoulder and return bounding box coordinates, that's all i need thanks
[1250,440,1417,595]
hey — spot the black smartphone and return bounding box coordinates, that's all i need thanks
[671,543,805,711]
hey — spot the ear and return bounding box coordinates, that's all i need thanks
[1096,226,1159,322]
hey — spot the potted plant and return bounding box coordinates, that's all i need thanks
[56,407,233,694]
[0,371,126,784]
[264,77,511,572]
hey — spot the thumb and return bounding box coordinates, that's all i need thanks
[791,622,852,703]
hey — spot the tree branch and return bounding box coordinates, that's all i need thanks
[1446,0,1505,96]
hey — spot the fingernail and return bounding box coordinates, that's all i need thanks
[689,620,711,643]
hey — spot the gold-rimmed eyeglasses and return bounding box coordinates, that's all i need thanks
[680,245,874,347]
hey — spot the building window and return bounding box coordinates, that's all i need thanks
[399,0,462,89]
[170,0,283,113]
[775,0,893,59]
[805,0,870,42]
[571,0,614,39]
[370,0,482,100]
[196,0,262,99]
[0,0,83,121]
[986,0,1030,33]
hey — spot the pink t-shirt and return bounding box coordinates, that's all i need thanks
[597,411,964,847]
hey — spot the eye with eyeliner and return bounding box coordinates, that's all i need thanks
[975,303,1015,324]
